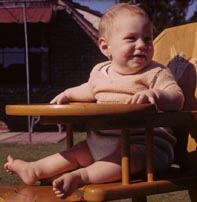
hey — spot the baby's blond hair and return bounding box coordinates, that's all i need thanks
[98,3,150,40]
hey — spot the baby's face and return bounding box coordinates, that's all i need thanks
[107,12,154,75]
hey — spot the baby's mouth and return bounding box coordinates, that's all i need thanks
[132,54,146,61]
[133,54,146,58]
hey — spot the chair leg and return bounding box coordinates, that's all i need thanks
[189,189,197,202]
[132,196,147,202]
[66,123,73,149]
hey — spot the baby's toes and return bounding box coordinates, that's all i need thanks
[7,155,14,162]
[56,191,65,198]
[4,163,10,172]
[53,187,65,198]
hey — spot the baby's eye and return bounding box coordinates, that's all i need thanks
[144,37,153,44]
[125,36,136,41]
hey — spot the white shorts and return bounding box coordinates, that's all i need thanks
[86,130,120,161]
[86,128,176,172]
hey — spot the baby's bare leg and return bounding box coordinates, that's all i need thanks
[52,144,146,198]
[4,141,94,185]
[53,149,122,198]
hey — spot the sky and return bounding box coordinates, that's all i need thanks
[73,0,197,20]
[186,0,197,19]
[73,0,116,14]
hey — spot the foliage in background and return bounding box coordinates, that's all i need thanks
[119,0,197,37]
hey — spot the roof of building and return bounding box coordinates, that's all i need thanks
[0,0,101,45]
[59,0,101,44]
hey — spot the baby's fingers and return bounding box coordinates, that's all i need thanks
[50,93,69,104]
[50,98,56,104]
[147,96,156,105]
[131,94,146,104]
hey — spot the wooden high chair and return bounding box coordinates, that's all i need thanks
[2,22,197,202]
[65,22,197,202]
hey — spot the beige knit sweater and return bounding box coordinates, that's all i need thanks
[67,60,184,111]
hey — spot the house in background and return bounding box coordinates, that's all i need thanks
[0,0,105,130]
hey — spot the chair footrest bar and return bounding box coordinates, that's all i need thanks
[82,176,197,202]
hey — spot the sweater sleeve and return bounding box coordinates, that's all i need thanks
[150,67,184,111]
[65,82,95,102]
[65,61,111,102]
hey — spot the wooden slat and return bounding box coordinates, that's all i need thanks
[83,176,197,201]
[0,186,62,202]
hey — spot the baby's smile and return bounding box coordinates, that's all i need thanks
[132,54,146,61]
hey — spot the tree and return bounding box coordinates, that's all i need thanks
[118,0,196,37]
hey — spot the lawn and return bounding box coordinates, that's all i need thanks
[0,132,86,185]
[0,141,66,185]
[0,132,192,202]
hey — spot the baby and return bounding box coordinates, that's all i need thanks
[4,3,184,199]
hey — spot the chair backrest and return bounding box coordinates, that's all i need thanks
[153,23,197,164]
[153,22,197,110]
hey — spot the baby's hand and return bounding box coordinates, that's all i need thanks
[50,92,70,104]
[125,90,156,105]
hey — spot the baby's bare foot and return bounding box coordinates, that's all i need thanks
[4,155,38,185]
[52,169,88,198]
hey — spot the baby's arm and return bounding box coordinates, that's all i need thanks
[126,88,183,111]
[50,82,95,104]
[126,66,184,111]
[125,90,156,105]
[129,68,185,111]
[151,68,185,111]
[150,89,184,111]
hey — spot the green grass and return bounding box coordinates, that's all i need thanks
[0,141,66,185]
[0,132,86,185]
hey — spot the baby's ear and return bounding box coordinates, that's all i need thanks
[98,37,111,59]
